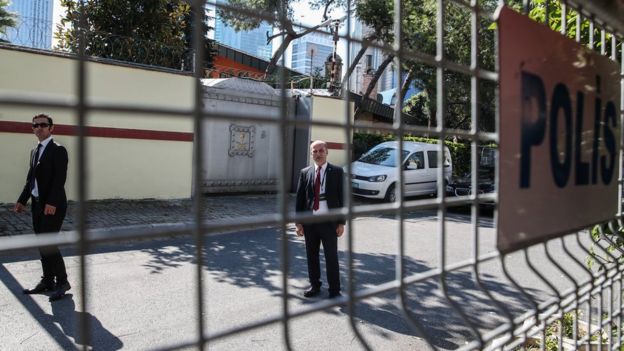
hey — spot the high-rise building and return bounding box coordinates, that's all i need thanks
[2,0,53,49]
[290,31,333,75]
[212,0,273,60]
[347,16,395,96]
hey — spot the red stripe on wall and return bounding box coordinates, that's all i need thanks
[0,121,194,142]
[326,142,345,150]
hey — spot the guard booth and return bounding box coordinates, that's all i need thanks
[288,89,354,191]
[199,80,353,194]
[199,78,284,193]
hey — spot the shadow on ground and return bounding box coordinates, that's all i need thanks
[0,265,122,350]
[0,216,532,350]
[134,228,539,350]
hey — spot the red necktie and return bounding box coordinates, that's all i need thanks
[313,167,321,211]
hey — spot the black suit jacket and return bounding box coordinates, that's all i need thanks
[18,139,68,209]
[295,162,345,225]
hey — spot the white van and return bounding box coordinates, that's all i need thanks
[350,141,453,202]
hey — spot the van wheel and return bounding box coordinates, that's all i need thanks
[385,183,397,202]
[433,180,448,198]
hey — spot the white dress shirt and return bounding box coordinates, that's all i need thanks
[31,135,52,197]
[313,162,328,215]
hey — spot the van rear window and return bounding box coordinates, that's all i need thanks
[427,150,451,168]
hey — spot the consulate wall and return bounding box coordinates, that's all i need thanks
[0,46,195,203]
[0,46,353,203]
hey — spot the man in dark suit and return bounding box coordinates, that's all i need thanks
[295,140,345,299]
[14,114,71,302]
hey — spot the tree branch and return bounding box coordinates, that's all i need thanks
[448,113,470,130]
[322,0,335,21]
[264,34,295,77]
[340,35,375,95]
[264,17,337,76]
[354,53,394,118]
[399,68,415,101]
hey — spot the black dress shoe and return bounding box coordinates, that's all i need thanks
[49,282,71,302]
[328,291,342,299]
[23,279,55,295]
[303,288,321,298]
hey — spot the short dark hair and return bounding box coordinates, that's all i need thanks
[32,114,53,126]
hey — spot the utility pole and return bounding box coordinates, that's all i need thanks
[328,19,341,95]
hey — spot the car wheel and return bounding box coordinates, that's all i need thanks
[433,180,448,198]
[385,183,397,202]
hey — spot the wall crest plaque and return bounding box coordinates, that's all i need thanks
[229,124,255,157]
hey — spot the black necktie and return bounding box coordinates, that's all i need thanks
[313,167,321,211]
[30,144,42,191]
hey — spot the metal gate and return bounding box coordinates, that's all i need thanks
[1,0,623,350]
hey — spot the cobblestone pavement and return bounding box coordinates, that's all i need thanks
[0,193,291,236]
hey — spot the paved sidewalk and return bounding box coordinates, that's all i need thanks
[0,193,288,236]
[0,193,598,350]
[0,193,443,351]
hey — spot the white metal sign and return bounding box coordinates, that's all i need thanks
[497,7,621,253]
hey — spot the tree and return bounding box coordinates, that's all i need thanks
[354,0,498,132]
[56,0,214,71]
[346,0,397,101]
[217,0,347,76]
[0,0,16,43]
[521,0,621,57]
[402,90,430,126]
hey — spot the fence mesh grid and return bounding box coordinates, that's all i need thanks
[0,0,623,350]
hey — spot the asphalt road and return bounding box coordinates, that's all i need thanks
[0,207,602,350]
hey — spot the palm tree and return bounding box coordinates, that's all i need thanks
[0,0,17,43]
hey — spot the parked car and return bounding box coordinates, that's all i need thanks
[445,147,496,205]
[445,170,495,196]
[350,141,453,202]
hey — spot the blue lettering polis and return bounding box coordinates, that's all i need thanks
[520,71,617,188]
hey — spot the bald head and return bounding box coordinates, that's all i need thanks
[310,140,328,166]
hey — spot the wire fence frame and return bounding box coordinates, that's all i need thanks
[0,0,623,350]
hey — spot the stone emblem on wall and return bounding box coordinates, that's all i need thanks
[229,124,255,157]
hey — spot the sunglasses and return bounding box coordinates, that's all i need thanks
[32,123,50,129]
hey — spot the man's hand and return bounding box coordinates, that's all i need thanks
[295,224,304,237]
[336,224,345,237]
[13,202,25,213]
[44,204,57,216]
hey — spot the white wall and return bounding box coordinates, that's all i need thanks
[310,96,353,166]
[0,47,195,203]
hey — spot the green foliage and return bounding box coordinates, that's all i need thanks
[0,0,16,40]
[519,311,611,351]
[507,0,622,57]
[587,222,624,270]
[55,0,214,70]
[402,91,431,126]
[356,0,498,133]
[354,0,395,43]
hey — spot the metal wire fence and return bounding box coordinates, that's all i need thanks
[0,0,623,350]
[0,16,54,50]
[1,18,196,71]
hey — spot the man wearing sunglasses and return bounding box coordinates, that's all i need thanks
[14,114,70,302]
